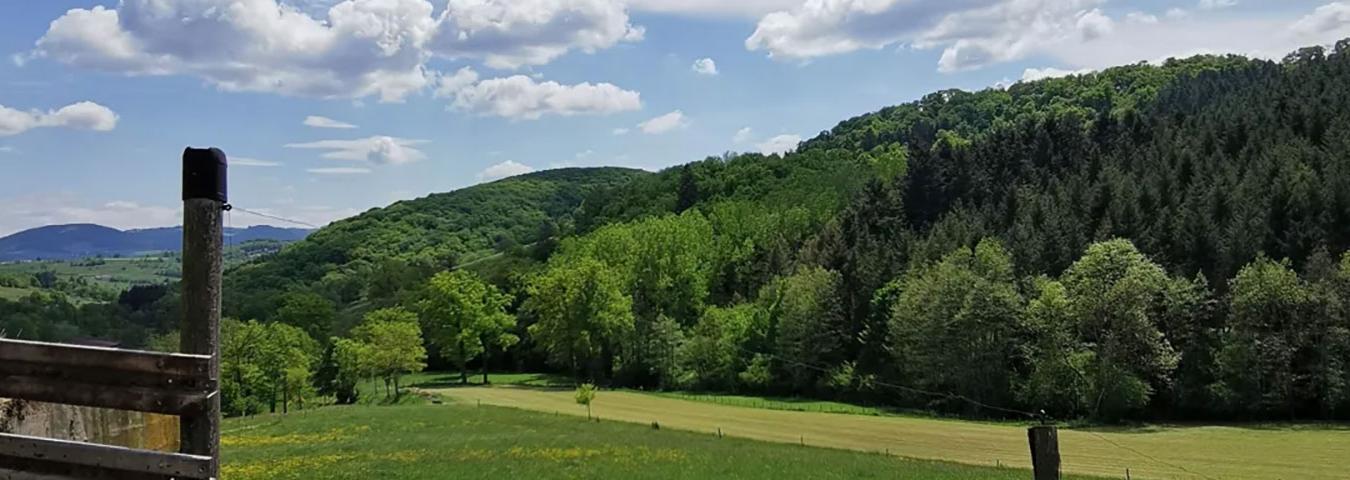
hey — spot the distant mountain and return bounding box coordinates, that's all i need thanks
[0,224,311,262]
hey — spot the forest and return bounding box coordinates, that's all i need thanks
[9,41,1350,423]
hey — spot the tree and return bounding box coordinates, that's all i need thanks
[525,257,633,381]
[681,303,762,390]
[351,307,427,400]
[420,271,519,384]
[763,266,846,391]
[575,383,598,420]
[1061,239,1178,420]
[274,292,336,343]
[1219,257,1316,417]
[890,239,1025,413]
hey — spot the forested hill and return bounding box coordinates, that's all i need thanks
[222,167,647,323]
[216,42,1350,422]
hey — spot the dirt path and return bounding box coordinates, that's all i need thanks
[433,386,1350,480]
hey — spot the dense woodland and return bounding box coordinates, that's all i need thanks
[8,41,1350,422]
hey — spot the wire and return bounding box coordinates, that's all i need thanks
[228,206,320,229]
[1085,430,1216,480]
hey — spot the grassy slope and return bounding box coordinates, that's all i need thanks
[221,402,1071,480]
[432,385,1350,480]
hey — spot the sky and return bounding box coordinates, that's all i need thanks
[1,0,1349,236]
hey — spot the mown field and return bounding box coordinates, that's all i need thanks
[431,384,1350,480]
[220,402,1074,480]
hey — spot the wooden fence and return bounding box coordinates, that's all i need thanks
[0,147,226,479]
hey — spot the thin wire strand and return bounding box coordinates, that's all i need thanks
[1085,430,1216,480]
[229,206,319,229]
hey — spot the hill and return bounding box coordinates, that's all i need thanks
[0,224,311,261]
[223,167,648,322]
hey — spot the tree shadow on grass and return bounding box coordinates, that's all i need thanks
[407,372,573,391]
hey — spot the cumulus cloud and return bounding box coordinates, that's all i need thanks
[612,127,630,135]
[627,0,800,18]
[232,157,282,167]
[1292,2,1350,37]
[692,57,718,75]
[746,0,1350,74]
[303,115,357,129]
[432,0,644,69]
[756,134,800,155]
[0,101,118,136]
[733,127,754,143]
[478,160,535,181]
[29,0,644,101]
[286,135,428,165]
[1198,0,1238,10]
[638,110,689,134]
[440,69,641,120]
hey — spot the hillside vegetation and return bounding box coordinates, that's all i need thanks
[222,167,647,323]
[150,41,1350,424]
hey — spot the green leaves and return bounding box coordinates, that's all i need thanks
[419,270,516,382]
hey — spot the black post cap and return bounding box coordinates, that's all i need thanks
[183,147,228,202]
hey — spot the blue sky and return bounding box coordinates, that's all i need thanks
[1,0,1348,235]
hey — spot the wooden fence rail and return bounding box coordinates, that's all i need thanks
[0,147,225,479]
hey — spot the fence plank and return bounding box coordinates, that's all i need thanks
[0,376,207,416]
[0,433,209,479]
[0,339,209,379]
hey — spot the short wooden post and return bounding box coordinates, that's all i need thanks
[180,147,226,479]
[1027,426,1061,480]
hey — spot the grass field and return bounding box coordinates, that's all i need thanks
[0,285,32,300]
[432,385,1350,480]
[221,402,1079,479]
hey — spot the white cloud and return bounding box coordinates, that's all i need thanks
[1021,67,1094,82]
[1126,12,1160,25]
[432,0,644,70]
[612,127,630,135]
[576,149,594,158]
[303,115,357,129]
[445,70,642,120]
[755,133,800,155]
[478,160,535,181]
[30,0,644,101]
[1292,2,1350,37]
[0,101,118,136]
[308,167,372,175]
[638,110,689,134]
[286,135,428,165]
[0,193,180,237]
[746,0,1350,74]
[692,57,718,75]
[1198,0,1237,10]
[733,127,754,143]
[0,146,14,153]
[627,0,800,18]
[232,157,283,167]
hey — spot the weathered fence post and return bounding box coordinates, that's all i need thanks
[1027,425,1061,480]
[181,147,226,479]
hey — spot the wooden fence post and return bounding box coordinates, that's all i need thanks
[1027,425,1061,480]
[180,147,226,479]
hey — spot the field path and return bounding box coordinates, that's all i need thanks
[434,386,1350,480]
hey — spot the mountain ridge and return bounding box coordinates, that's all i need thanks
[0,223,312,262]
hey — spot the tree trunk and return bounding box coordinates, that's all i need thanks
[481,338,491,385]
[459,339,469,385]
[394,375,401,400]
